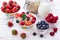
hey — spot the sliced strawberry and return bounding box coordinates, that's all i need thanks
[50,32,55,36]
[53,28,58,33]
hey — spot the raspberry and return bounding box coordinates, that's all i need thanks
[7,21,13,27]
[50,32,55,36]
[53,28,58,33]
[48,13,53,17]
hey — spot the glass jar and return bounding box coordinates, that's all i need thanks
[24,0,40,14]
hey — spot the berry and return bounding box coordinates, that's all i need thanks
[3,2,7,7]
[16,5,20,10]
[7,21,13,27]
[5,9,11,13]
[9,0,13,5]
[26,11,29,14]
[12,30,17,35]
[12,7,18,12]
[16,20,19,23]
[6,5,11,9]
[1,7,5,12]
[50,32,55,36]
[33,32,36,36]
[54,16,58,20]
[48,13,53,17]
[20,33,26,39]
[31,19,36,24]
[36,21,49,30]
[19,21,25,25]
[12,3,16,8]
[52,20,56,23]
[53,28,58,33]
[13,1,17,4]
[32,17,36,20]
[40,34,44,38]
[27,18,30,21]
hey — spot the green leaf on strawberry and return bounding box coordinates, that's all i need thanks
[22,14,26,20]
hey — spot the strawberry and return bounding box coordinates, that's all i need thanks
[5,9,11,13]
[12,3,16,8]
[53,28,58,33]
[54,16,58,20]
[16,5,20,10]
[1,7,5,12]
[13,1,17,4]
[12,7,18,12]
[9,0,13,5]
[32,17,36,20]
[3,2,7,7]
[19,21,25,25]
[6,5,11,9]
[7,21,13,27]
[50,32,55,36]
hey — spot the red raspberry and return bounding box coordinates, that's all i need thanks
[52,20,56,23]
[19,21,25,25]
[48,13,53,17]
[8,21,13,27]
[5,9,11,13]
[1,7,5,12]
[53,28,58,33]
[12,7,18,12]
[3,2,7,7]
[54,16,58,20]
[6,5,11,9]
[50,32,55,36]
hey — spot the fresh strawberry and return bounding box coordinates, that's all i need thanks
[6,5,11,9]
[54,16,58,20]
[50,32,55,36]
[53,28,58,33]
[1,7,5,12]
[16,5,20,10]
[3,2,7,7]
[12,3,16,8]
[9,0,13,5]
[8,21,13,27]
[19,12,25,17]
[12,7,18,12]
[5,9,11,13]
[19,21,25,25]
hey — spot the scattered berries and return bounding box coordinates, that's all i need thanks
[40,34,44,38]
[33,32,36,36]
[7,21,13,27]
[12,30,17,35]
[45,13,58,23]
[50,32,55,36]
[53,28,58,33]
[20,33,26,39]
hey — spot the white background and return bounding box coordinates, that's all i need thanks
[0,0,60,40]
